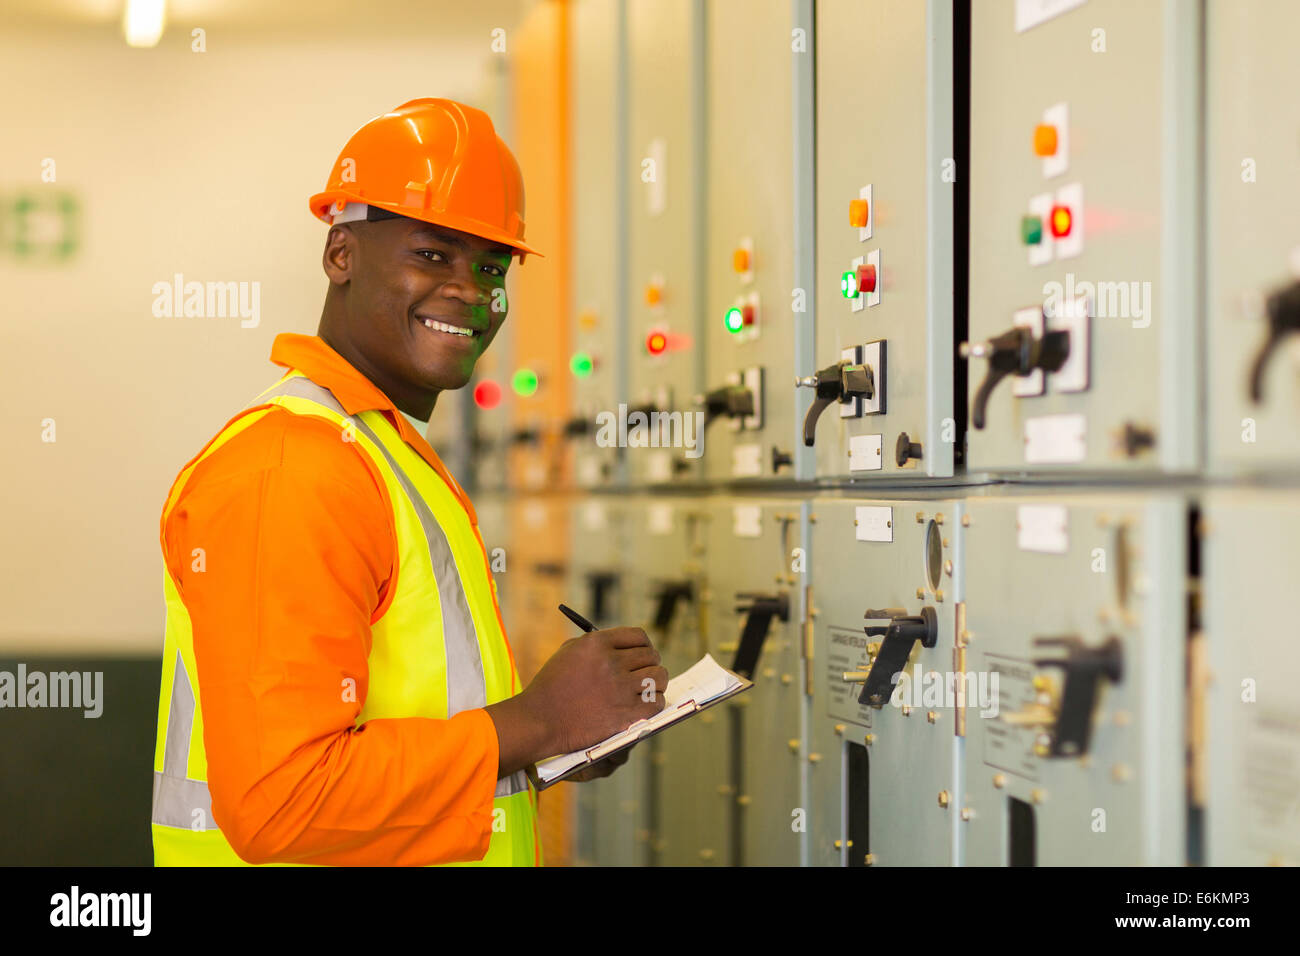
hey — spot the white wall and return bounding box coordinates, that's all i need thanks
[0,5,526,652]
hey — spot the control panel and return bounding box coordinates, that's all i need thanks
[1205,0,1300,474]
[626,0,707,487]
[961,495,1185,865]
[810,0,956,481]
[964,0,1200,474]
[809,496,965,866]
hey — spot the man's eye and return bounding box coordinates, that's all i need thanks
[482,264,506,279]
[417,250,446,262]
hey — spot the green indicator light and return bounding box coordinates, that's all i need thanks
[570,352,594,378]
[512,368,539,396]
[840,270,859,299]
[724,307,744,333]
[1020,215,1043,246]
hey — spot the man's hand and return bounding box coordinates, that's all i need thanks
[485,626,668,777]
[565,746,632,783]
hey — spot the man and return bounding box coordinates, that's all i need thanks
[151,98,667,866]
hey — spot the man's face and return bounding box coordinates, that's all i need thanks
[324,216,512,407]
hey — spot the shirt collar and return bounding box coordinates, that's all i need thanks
[268,332,475,521]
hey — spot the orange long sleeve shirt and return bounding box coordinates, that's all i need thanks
[161,333,510,865]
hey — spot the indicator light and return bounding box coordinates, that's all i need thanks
[724,307,744,333]
[570,352,594,377]
[849,198,870,228]
[473,379,502,410]
[646,331,668,355]
[732,248,750,272]
[856,263,877,294]
[742,303,756,327]
[840,270,859,299]
[1033,124,1058,157]
[511,368,538,397]
[645,284,663,306]
[1020,215,1043,245]
[1049,205,1072,238]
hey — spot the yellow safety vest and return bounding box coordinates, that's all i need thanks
[151,371,539,866]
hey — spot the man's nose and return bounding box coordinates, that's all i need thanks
[438,262,490,305]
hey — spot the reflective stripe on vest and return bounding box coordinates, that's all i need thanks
[151,373,528,848]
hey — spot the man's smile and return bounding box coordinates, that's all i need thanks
[414,312,485,344]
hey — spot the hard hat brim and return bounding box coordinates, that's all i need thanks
[309,190,544,260]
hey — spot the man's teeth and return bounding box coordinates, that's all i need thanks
[421,317,474,337]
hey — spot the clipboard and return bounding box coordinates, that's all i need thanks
[525,662,753,791]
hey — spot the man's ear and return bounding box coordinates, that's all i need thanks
[322,225,356,285]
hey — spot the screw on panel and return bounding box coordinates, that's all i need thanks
[737,795,752,806]
[864,734,875,746]
[944,559,954,577]
[993,773,1006,789]
[1112,764,1132,783]
[916,512,926,524]
[833,723,846,736]
[938,790,950,808]
[787,738,800,752]
[936,589,944,602]
[781,673,793,685]
[699,848,715,861]
[916,587,926,599]
[808,752,822,763]
[935,513,945,525]
[962,514,971,527]
[1030,788,1047,804]
[863,853,876,866]
[927,711,938,724]
[1114,710,1131,726]
[901,705,911,717]
[960,808,972,821]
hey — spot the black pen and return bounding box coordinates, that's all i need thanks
[558,603,597,633]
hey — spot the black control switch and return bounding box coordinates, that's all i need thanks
[1248,280,1300,403]
[795,360,875,447]
[856,607,939,707]
[696,383,756,430]
[1032,635,1123,758]
[731,592,791,680]
[960,326,1070,430]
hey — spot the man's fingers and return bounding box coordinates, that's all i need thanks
[600,626,653,650]
[615,645,661,672]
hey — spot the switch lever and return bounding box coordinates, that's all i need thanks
[695,384,756,430]
[795,360,875,446]
[731,592,791,680]
[1248,280,1300,403]
[1030,635,1123,757]
[961,326,1070,429]
[852,606,939,707]
[651,581,693,642]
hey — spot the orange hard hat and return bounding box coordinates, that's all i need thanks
[309,97,541,260]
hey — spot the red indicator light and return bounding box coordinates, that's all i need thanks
[857,263,877,294]
[1049,205,1072,238]
[646,331,668,355]
[473,379,502,410]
